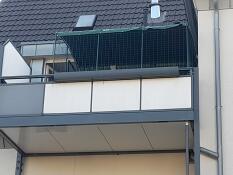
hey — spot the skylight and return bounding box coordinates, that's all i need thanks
[74,15,97,31]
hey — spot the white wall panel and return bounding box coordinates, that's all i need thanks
[141,77,191,110]
[2,41,30,83]
[198,11,217,152]
[92,80,140,112]
[43,82,91,113]
[0,149,17,175]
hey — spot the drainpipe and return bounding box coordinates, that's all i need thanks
[213,0,223,175]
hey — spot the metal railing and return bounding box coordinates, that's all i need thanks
[0,75,54,84]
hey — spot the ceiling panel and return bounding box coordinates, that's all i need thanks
[143,122,193,150]
[2,127,63,153]
[48,125,111,152]
[99,124,152,151]
[1,122,193,154]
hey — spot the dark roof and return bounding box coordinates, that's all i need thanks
[0,0,196,46]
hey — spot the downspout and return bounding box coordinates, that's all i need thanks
[213,0,223,175]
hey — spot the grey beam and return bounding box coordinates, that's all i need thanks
[54,67,180,83]
[0,109,194,128]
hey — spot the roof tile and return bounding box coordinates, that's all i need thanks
[0,0,193,45]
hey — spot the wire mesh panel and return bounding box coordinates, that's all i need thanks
[98,30,142,70]
[143,25,187,68]
[63,34,98,71]
[59,25,196,72]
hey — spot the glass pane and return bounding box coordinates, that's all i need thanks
[36,44,54,56]
[22,45,36,56]
[151,5,160,19]
[55,43,68,55]
[31,59,44,82]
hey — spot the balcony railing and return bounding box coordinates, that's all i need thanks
[54,24,197,73]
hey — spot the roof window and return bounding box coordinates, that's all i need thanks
[73,15,97,31]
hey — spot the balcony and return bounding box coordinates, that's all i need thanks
[0,24,198,162]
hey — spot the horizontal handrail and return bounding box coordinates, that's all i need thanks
[0,74,54,81]
[0,67,194,84]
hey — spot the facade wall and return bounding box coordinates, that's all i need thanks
[198,6,233,175]
[219,9,233,175]
[194,0,233,10]
[198,9,218,175]
[22,154,194,175]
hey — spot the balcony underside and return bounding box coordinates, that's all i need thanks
[0,121,193,156]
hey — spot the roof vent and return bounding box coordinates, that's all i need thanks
[73,15,97,31]
[151,0,160,19]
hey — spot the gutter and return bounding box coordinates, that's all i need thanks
[213,0,224,175]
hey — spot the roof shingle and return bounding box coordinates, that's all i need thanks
[0,0,195,45]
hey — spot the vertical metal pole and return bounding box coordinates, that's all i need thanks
[15,152,23,175]
[140,8,148,68]
[140,29,144,68]
[66,45,68,72]
[213,0,224,175]
[96,34,100,71]
[186,27,190,67]
[185,122,190,175]
[53,34,57,74]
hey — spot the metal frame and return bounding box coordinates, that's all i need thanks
[200,147,218,160]
[0,121,193,157]
[0,109,194,128]
[0,44,4,77]
[185,122,190,175]
[26,149,192,157]
[15,152,24,175]
[193,67,200,175]
[0,130,25,155]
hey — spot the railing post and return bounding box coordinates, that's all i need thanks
[185,122,190,175]
[15,152,24,175]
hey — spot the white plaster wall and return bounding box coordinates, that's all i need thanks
[198,10,218,175]
[199,8,233,175]
[200,155,217,175]
[92,80,141,112]
[141,77,191,110]
[0,149,17,175]
[2,41,30,83]
[219,9,233,175]
[198,11,217,152]
[43,82,92,113]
